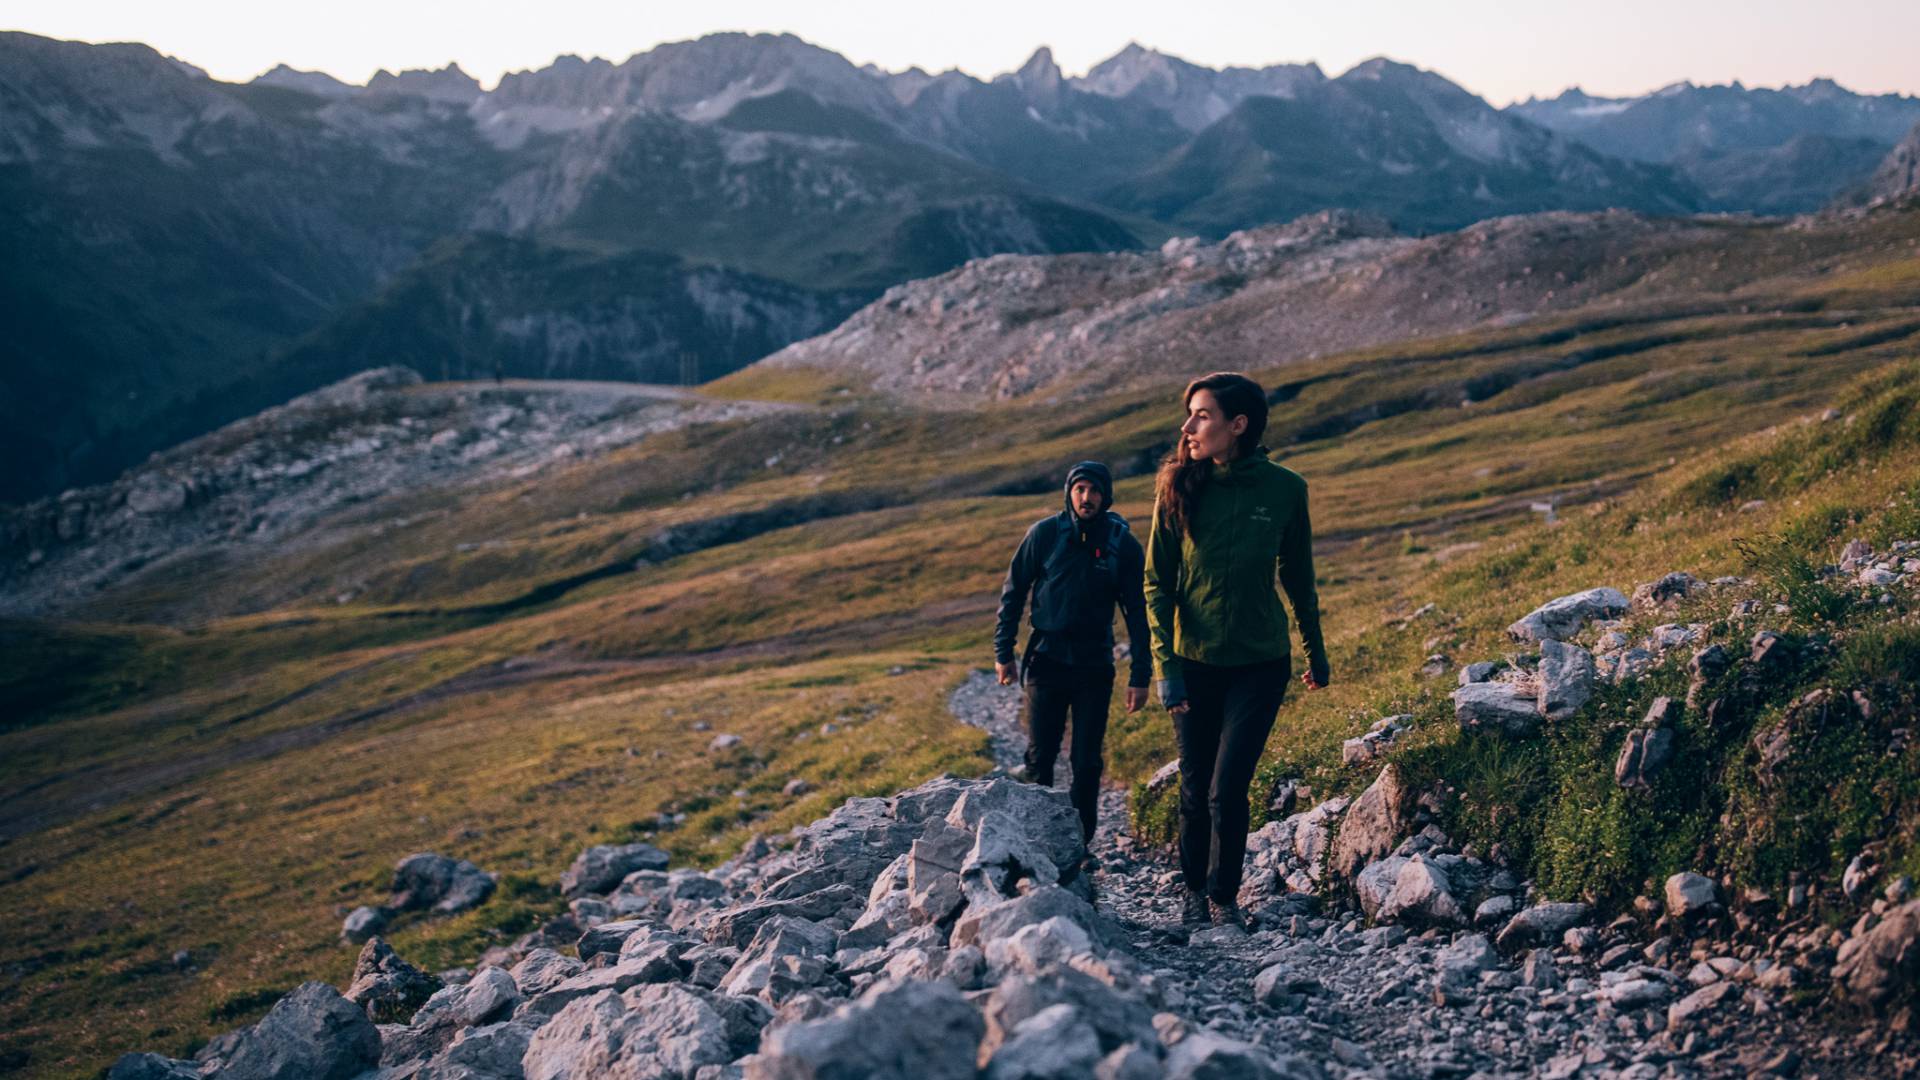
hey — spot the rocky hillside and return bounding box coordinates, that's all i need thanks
[1854,120,1920,206]
[0,369,784,621]
[747,204,1909,400]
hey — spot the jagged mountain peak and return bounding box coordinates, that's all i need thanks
[1002,45,1064,108]
[484,30,901,127]
[252,62,357,97]
[1077,42,1205,98]
[165,55,209,80]
[1337,55,1477,100]
[364,62,482,103]
[1074,42,1325,131]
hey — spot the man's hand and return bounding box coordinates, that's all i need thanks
[1124,686,1147,713]
[995,661,1018,686]
[1167,700,1190,715]
[1300,671,1324,690]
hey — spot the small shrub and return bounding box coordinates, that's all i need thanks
[1737,534,1851,626]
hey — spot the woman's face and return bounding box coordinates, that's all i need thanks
[1181,388,1247,464]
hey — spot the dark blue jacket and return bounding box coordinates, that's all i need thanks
[993,462,1151,687]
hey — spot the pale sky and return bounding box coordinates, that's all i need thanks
[7,0,1919,106]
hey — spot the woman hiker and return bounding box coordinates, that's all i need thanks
[1145,371,1329,931]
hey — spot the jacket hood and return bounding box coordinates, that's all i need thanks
[1064,460,1113,517]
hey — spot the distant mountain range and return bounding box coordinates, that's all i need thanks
[1510,79,1920,213]
[4,29,1916,502]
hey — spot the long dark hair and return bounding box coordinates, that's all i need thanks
[1154,372,1269,535]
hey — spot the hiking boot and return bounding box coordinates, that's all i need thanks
[1210,899,1250,931]
[1181,890,1211,927]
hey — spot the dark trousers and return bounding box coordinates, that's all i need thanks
[1173,656,1290,904]
[1022,653,1113,841]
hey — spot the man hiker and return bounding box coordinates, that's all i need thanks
[993,461,1151,847]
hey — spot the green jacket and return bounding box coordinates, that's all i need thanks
[1144,449,1327,705]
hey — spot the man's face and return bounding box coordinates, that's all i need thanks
[1070,479,1104,520]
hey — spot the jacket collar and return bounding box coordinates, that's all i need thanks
[1209,446,1270,482]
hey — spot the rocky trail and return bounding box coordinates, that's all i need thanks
[947,670,1916,1079]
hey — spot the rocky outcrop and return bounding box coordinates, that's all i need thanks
[1852,120,1920,206]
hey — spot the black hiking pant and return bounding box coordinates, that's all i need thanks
[1173,656,1291,904]
[1022,653,1113,842]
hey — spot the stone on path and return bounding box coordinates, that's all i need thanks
[1664,872,1720,918]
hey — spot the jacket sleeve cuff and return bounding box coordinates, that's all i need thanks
[1156,677,1186,708]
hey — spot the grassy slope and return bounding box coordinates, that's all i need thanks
[3,207,1919,1075]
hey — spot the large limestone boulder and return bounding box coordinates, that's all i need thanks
[943,778,1086,883]
[105,1055,198,1080]
[1164,1030,1323,1079]
[344,938,441,1024]
[1353,856,1410,921]
[1615,698,1677,790]
[1535,640,1596,720]
[1328,765,1410,881]
[508,948,583,996]
[1452,682,1540,736]
[721,916,837,999]
[951,885,1103,952]
[208,982,381,1080]
[392,852,497,914]
[783,797,921,894]
[707,884,862,948]
[981,967,1158,1059]
[980,1002,1104,1079]
[1832,898,1920,1011]
[560,843,670,897]
[749,978,984,1080]
[522,985,734,1080]
[1664,872,1720,919]
[1507,587,1628,643]
[1495,902,1591,954]
[1375,855,1465,928]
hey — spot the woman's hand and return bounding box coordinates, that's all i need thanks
[995,661,1018,686]
[1125,686,1148,713]
[1167,700,1190,715]
[1300,671,1324,690]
